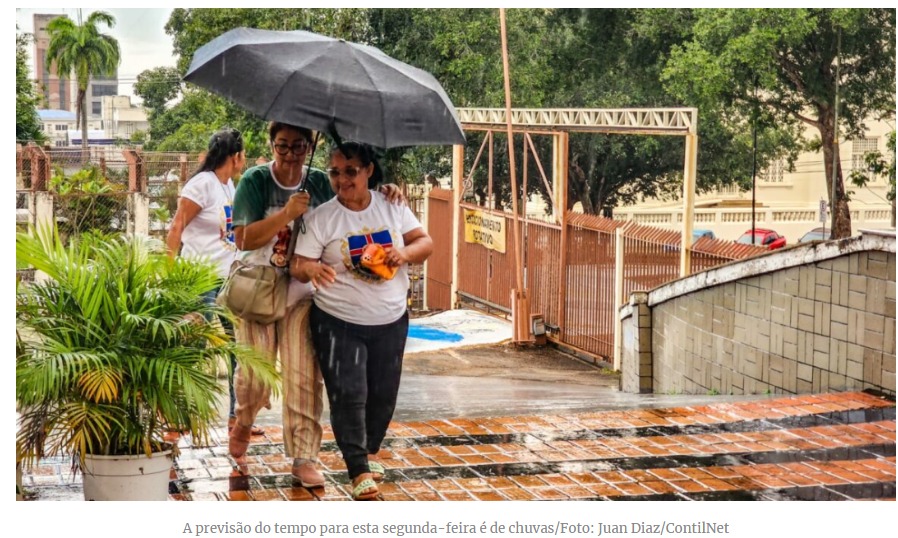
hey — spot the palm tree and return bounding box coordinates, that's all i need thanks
[46,11,120,159]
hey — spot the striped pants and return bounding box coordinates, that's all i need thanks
[233,298,324,461]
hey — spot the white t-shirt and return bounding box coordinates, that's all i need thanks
[295,192,422,325]
[179,170,237,279]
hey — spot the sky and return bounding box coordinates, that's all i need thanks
[15,8,176,104]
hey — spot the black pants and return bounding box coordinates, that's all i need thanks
[310,303,408,479]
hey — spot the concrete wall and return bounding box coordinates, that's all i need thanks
[621,231,895,396]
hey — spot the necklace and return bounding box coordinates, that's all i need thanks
[218,178,234,206]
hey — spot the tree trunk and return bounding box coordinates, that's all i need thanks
[818,108,852,239]
[568,158,595,214]
[78,88,89,164]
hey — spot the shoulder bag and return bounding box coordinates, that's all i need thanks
[217,216,302,325]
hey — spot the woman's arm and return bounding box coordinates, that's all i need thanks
[290,255,337,287]
[234,191,310,250]
[166,197,202,258]
[385,227,433,267]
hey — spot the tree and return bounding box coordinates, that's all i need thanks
[46,11,121,157]
[663,9,896,238]
[134,66,181,117]
[16,31,44,143]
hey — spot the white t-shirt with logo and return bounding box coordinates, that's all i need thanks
[295,192,422,326]
[178,170,237,279]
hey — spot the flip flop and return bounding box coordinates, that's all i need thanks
[351,477,380,501]
[368,461,385,483]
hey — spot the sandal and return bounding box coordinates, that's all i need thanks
[368,461,385,483]
[228,424,252,458]
[351,475,380,501]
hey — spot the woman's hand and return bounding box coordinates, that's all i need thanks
[292,255,337,287]
[378,183,406,205]
[384,246,408,268]
[283,191,311,220]
[308,261,337,289]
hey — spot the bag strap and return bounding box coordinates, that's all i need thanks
[286,214,302,267]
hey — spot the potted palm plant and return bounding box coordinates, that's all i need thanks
[16,227,278,501]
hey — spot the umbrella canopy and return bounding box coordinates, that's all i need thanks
[183,27,465,149]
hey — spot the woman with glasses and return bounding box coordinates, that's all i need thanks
[229,123,403,489]
[166,128,260,435]
[292,142,433,500]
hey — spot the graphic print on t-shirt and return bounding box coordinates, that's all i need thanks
[270,225,291,268]
[220,204,236,248]
[342,228,393,282]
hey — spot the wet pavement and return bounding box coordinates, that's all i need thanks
[21,387,895,501]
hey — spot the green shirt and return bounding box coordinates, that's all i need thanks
[232,163,332,269]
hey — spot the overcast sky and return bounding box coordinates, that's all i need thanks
[16,8,176,103]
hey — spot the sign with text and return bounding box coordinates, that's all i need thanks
[463,209,506,253]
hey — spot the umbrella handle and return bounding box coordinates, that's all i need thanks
[297,130,322,193]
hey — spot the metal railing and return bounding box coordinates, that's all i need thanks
[434,188,767,360]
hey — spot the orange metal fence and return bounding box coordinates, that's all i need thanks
[426,189,453,311]
[428,187,767,360]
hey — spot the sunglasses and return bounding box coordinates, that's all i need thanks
[327,166,363,179]
[273,140,310,155]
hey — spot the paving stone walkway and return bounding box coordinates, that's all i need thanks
[21,391,895,501]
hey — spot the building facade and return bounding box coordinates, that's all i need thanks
[614,118,895,242]
[32,13,119,120]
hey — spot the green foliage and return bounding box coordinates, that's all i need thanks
[133,66,181,117]
[16,227,280,465]
[50,165,127,241]
[663,8,896,237]
[46,12,121,153]
[16,31,45,143]
[140,8,894,216]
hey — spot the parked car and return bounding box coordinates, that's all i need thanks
[736,228,786,250]
[798,227,829,243]
[692,229,716,244]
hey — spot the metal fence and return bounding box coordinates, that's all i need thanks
[430,189,767,360]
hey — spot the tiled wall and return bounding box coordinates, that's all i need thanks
[621,235,895,396]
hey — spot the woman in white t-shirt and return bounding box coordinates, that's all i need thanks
[292,142,433,500]
[166,128,261,434]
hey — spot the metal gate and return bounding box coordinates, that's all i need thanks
[425,188,453,310]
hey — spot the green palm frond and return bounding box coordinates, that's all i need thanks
[16,226,280,467]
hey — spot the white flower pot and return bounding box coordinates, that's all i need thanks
[81,449,174,501]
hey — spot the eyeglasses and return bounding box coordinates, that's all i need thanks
[273,141,310,155]
[327,166,362,179]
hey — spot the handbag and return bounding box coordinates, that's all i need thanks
[217,215,303,324]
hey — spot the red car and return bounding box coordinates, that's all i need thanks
[736,228,786,250]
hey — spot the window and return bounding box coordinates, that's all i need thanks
[55,124,67,131]
[852,138,879,179]
[55,140,66,147]
[92,84,117,97]
[92,102,102,115]
[759,159,785,183]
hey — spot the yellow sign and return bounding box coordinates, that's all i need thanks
[463,209,506,253]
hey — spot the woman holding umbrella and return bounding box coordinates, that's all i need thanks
[292,142,433,500]
[230,123,404,489]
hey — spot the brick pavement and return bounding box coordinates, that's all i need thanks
[20,391,895,501]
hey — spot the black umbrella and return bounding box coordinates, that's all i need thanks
[183,27,465,149]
